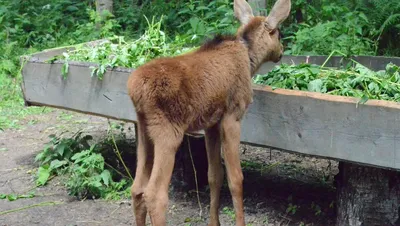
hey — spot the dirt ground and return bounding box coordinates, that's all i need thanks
[0,109,339,226]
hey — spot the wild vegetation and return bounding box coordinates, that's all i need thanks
[1,0,399,201]
[279,0,400,56]
[34,125,133,200]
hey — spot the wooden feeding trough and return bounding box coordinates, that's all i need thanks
[21,41,400,226]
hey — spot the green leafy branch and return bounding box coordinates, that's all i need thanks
[57,16,197,80]
[254,59,400,104]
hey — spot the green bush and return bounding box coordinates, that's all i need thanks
[356,0,400,56]
[280,0,400,56]
[0,0,95,48]
[283,3,376,56]
[286,15,375,56]
[35,132,131,200]
[113,0,239,45]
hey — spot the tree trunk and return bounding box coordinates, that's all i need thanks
[96,0,114,16]
[95,0,113,30]
[171,135,209,191]
[335,162,400,226]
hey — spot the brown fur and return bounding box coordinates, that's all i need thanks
[198,34,237,51]
[126,0,291,225]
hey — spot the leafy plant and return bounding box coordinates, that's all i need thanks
[253,61,400,104]
[0,0,95,48]
[66,145,127,199]
[285,8,376,56]
[222,206,236,220]
[353,0,400,55]
[286,195,299,215]
[70,8,121,43]
[311,202,322,216]
[0,43,50,130]
[176,0,239,43]
[34,131,131,200]
[35,132,93,185]
[0,1,96,131]
[286,203,299,215]
[278,0,400,56]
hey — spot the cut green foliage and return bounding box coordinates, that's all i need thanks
[58,17,197,79]
[34,131,132,200]
[253,61,400,104]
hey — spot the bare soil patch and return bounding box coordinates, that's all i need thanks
[0,109,337,225]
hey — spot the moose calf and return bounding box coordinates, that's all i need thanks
[127,0,291,225]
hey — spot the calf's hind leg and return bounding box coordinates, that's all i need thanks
[205,125,224,226]
[221,114,245,226]
[144,124,184,225]
[131,113,154,226]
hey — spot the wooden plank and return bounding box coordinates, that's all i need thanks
[21,53,400,170]
[22,61,137,122]
[242,85,400,170]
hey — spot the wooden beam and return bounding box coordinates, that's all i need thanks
[243,85,400,170]
[21,53,400,171]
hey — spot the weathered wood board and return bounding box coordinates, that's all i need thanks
[22,60,136,122]
[246,85,400,169]
[21,47,400,170]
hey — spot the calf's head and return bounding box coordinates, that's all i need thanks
[234,0,291,64]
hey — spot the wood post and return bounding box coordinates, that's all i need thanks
[172,135,209,191]
[335,161,400,226]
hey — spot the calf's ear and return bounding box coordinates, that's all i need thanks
[234,0,254,25]
[266,0,291,30]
